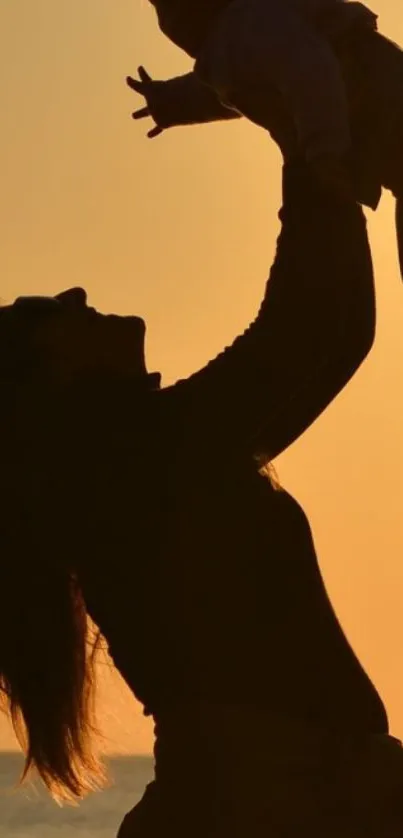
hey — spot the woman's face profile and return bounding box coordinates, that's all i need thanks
[12,287,147,378]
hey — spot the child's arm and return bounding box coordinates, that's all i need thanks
[126,66,241,138]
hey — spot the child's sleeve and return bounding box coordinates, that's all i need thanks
[160,163,375,463]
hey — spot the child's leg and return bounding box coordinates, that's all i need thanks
[195,0,350,163]
[337,24,403,198]
[331,20,403,275]
[395,197,403,282]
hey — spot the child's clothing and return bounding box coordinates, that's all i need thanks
[334,16,403,203]
[146,0,403,269]
[195,0,351,163]
[149,0,229,58]
[150,0,356,163]
[150,0,343,59]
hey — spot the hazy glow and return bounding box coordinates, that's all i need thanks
[1,0,403,754]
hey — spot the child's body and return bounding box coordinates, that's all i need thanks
[132,2,403,268]
[149,0,361,170]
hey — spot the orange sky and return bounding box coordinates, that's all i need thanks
[1,0,403,754]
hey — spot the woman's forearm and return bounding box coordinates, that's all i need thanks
[164,162,375,460]
[250,162,376,459]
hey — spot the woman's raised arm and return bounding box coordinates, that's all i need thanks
[160,162,375,462]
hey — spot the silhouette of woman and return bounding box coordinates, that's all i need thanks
[1,161,402,835]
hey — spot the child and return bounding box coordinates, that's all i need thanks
[151,0,355,189]
[127,2,403,271]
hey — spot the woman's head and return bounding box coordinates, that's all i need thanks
[1,286,149,381]
[0,288,155,802]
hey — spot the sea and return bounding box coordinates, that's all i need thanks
[0,753,155,838]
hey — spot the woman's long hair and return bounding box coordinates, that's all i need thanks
[0,559,105,802]
[0,310,106,802]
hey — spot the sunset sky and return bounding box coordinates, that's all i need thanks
[1,0,403,755]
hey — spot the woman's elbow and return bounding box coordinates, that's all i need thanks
[362,300,376,358]
[344,288,376,371]
[331,210,376,365]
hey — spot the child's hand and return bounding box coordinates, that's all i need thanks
[126,66,165,138]
[127,69,243,134]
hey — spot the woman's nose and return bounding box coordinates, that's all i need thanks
[55,287,87,307]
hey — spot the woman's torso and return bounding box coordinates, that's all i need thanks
[83,425,391,835]
[78,413,387,737]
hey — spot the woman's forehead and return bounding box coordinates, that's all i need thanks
[13,296,61,309]
[11,287,88,309]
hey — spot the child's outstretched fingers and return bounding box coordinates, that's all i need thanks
[126,66,152,96]
[138,65,152,84]
[147,125,163,138]
[126,67,164,139]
